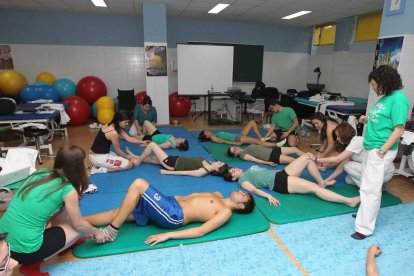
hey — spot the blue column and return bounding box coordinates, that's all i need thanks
[143,2,169,124]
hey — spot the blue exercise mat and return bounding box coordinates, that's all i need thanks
[272,203,414,274]
[44,233,301,275]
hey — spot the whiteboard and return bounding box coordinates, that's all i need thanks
[177,44,234,95]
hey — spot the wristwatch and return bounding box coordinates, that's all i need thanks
[378,148,387,155]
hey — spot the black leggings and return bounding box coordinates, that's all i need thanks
[11,226,66,264]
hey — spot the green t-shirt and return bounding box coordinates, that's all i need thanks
[0,169,74,253]
[215,131,238,142]
[239,144,272,161]
[364,90,409,150]
[151,134,176,148]
[238,165,277,190]
[175,156,205,171]
[271,107,299,132]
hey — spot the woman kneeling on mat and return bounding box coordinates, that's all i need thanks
[199,120,284,147]
[223,153,360,207]
[310,112,339,158]
[127,142,229,177]
[89,110,146,174]
[315,122,356,171]
[137,120,189,151]
[0,145,106,275]
[227,144,305,166]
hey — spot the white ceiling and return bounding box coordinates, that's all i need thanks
[0,0,384,27]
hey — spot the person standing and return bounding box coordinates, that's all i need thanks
[352,65,409,240]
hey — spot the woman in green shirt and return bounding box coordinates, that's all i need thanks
[127,142,228,177]
[223,153,360,207]
[199,120,284,147]
[137,120,189,151]
[0,145,105,274]
[352,65,410,240]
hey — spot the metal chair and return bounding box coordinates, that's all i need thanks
[23,126,52,164]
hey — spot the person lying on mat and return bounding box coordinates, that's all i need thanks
[136,120,189,151]
[85,178,255,246]
[314,122,356,172]
[126,142,229,177]
[89,110,147,174]
[223,153,360,207]
[0,145,106,276]
[198,120,285,147]
[366,244,382,276]
[317,136,395,188]
[0,234,18,276]
[310,112,339,158]
[226,144,305,166]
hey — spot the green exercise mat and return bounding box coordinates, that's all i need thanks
[256,185,401,225]
[73,208,269,259]
[202,143,249,164]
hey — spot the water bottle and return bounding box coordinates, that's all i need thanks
[210,84,214,93]
[301,126,307,137]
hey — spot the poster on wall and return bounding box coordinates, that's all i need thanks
[145,46,167,76]
[373,36,404,70]
[0,45,14,70]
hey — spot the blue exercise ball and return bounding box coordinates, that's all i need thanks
[32,81,50,86]
[55,78,76,99]
[20,85,39,102]
[40,85,60,102]
[91,101,98,118]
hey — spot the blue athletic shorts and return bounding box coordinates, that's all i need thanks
[131,185,184,229]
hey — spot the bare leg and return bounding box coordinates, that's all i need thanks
[143,120,157,135]
[279,155,295,164]
[106,161,134,172]
[281,147,305,156]
[241,120,262,138]
[287,176,360,207]
[284,154,325,186]
[240,136,262,145]
[287,134,299,147]
[85,179,149,228]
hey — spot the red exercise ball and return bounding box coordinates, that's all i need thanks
[63,96,91,125]
[76,76,107,104]
[169,94,191,117]
[135,91,147,104]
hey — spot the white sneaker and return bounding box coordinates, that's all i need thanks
[262,124,272,130]
[345,175,355,185]
[83,183,98,194]
[90,166,107,174]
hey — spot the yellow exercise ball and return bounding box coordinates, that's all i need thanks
[0,70,28,96]
[96,96,115,111]
[97,109,115,125]
[36,71,56,85]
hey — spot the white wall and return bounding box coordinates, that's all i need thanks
[10,43,380,119]
[12,44,147,97]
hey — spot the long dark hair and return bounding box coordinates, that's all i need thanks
[198,130,211,142]
[110,110,132,134]
[18,144,89,200]
[311,112,328,143]
[368,65,403,95]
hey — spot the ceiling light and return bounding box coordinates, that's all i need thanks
[208,3,230,14]
[91,0,107,8]
[282,11,311,20]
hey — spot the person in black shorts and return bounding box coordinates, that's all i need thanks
[223,153,360,207]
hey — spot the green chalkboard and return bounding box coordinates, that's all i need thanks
[233,44,264,82]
